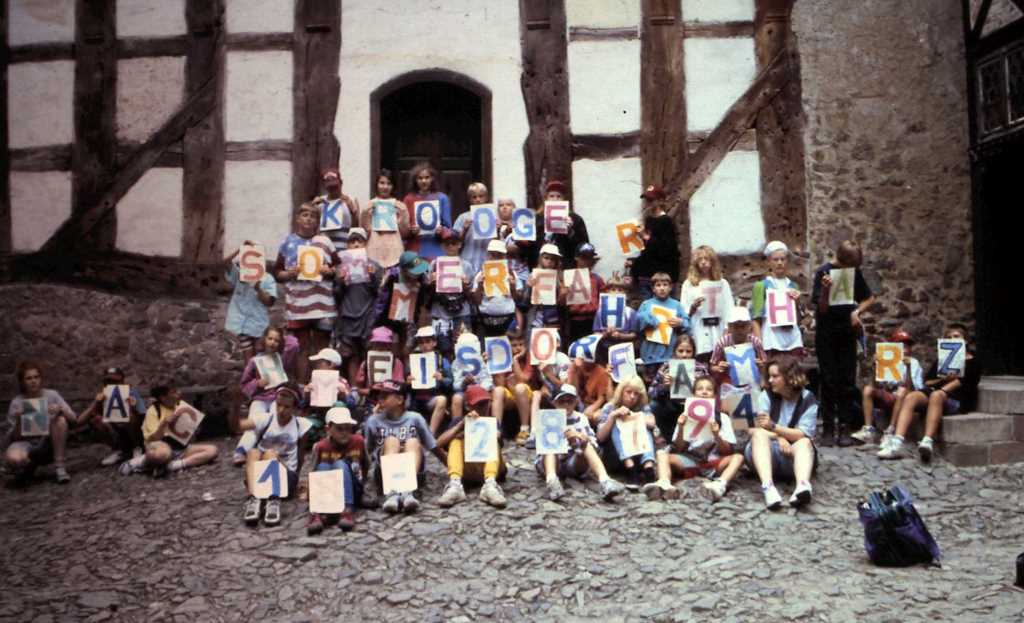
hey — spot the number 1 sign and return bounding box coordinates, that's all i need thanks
[252,459,289,499]
[535,409,568,455]
[465,416,499,463]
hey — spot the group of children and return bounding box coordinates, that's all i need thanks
[2,167,982,536]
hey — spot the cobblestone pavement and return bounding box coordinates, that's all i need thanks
[1,438,1022,623]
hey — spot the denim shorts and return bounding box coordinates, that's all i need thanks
[743,438,817,483]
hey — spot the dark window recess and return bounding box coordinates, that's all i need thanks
[979,58,1007,135]
[1009,47,1024,123]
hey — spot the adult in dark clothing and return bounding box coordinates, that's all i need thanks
[518,181,590,270]
[629,185,681,299]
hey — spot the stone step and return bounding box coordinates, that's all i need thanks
[939,440,1024,467]
[977,376,1024,415]
[941,412,1022,445]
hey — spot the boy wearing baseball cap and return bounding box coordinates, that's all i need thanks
[74,366,147,469]
[335,226,383,383]
[363,380,446,514]
[567,242,604,344]
[436,385,508,509]
[406,325,454,435]
[375,250,431,352]
[472,239,521,337]
[307,406,366,534]
[710,306,767,388]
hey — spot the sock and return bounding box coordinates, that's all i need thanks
[484,477,496,485]
[450,476,461,484]
[168,459,186,472]
[520,425,529,432]
[798,479,810,488]
[893,435,905,443]
[885,426,896,434]
[546,474,558,484]
[129,455,146,469]
[761,481,774,490]
[921,435,933,443]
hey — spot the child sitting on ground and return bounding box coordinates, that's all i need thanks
[649,334,708,443]
[448,332,494,434]
[594,375,657,490]
[406,326,454,436]
[436,384,508,509]
[306,407,366,534]
[647,375,743,502]
[140,384,218,479]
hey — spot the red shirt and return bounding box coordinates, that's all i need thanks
[313,434,366,469]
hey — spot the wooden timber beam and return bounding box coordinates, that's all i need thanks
[117,36,188,58]
[683,21,755,38]
[227,32,293,52]
[1011,0,1024,14]
[666,49,792,217]
[292,0,342,209]
[40,75,218,254]
[754,0,806,250]
[572,132,641,160]
[0,0,9,255]
[971,0,994,42]
[10,146,73,171]
[519,0,573,210]
[182,0,226,263]
[226,140,292,161]
[568,26,638,41]
[8,41,75,63]
[641,0,687,186]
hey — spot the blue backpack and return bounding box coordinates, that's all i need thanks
[858,485,941,567]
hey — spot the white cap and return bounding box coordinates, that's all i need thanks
[456,332,480,347]
[553,384,578,402]
[727,306,752,324]
[348,227,368,240]
[539,243,562,257]
[763,240,789,257]
[326,407,356,426]
[309,348,342,366]
[414,325,436,339]
[486,239,507,254]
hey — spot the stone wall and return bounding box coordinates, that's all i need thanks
[794,0,974,365]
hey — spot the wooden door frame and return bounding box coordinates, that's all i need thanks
[369,69,492,197]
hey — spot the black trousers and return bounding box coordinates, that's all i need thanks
[815,323,860,428]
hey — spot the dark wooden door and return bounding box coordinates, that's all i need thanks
[972,138,1024,375]
[380,81,483,221]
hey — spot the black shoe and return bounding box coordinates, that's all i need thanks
[625,466,641,492]
[836,425,857,448]
[642,463,657,484]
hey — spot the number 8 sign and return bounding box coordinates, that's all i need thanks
[535,409,568,455]
[683,398,716,444]
[465,416,498,463]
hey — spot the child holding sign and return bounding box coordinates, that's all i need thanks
[240,385,313,526]
[878,323,981,463]
[452,181,494,277]
[401,162,451,261]
[637,272,690,385]
[649,335,708,444]
[406,326,454,435]
[525,244,565,332]
[364,381,447,514]
[710,307,767,389]
[594,376,657,490]
[334,227,383,383]
[314,168,360,252]
[566,243,604,345]
[363,169,409,268]
[495,331,540,446]
[649,376,742,502]
[749,241,805,357]
[429,227,474,359]
[534,385,626,502]
[374,250,431,353]
[745,357,819,510]
[810,239,875,447]
[307,407,366,534]
[274,202,337,385]
[141,385,218,479]
[628,185,680,300]
[3,362,76,485]
[75,366,146,469]
[353,327,406,406]
[853,329,923,445]
[472,239,521,337]
[593,273,639,365]
[680,245,732,361]
[436,385,508,509]
[223,242,277,362]
[233,327,300,465]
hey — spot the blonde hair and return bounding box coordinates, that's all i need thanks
[467,182,489,196]
[610,375,649,409]
[687,245,723,285]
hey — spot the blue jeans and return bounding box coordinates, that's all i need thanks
[611,425,656,465]
[315,460,362,509]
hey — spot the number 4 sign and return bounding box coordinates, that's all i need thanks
[534,409,568,455]
[465,416,499,463]
[937,339,966,377]
[683,398,715,444]
[252,459,289,499]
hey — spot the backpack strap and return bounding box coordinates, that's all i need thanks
[254,412,274,448]
[786,392,806,429]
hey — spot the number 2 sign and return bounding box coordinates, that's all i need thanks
[535,409,568,455]
[465,416,498,463]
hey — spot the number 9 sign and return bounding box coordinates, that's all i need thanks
[535,409,568,455]
[683,397,716,444]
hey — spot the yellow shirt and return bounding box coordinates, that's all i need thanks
[142,403,176,443]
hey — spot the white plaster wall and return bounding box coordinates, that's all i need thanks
[10,171,72,252]
[117,0,186,38]
[116,168,184,257]
[117,57,186,142]
[224,161,292,259]
[688,151,763,254]
[568,39,641,135]
[7,60,74,148]
[337,0,528,201]
[566,0,640,28]
[684,37,756,132]
[571,157,642,279]
[682,0,754,23]
[225,50,294,142]
[8,0,75,46]
[226,0,295,33]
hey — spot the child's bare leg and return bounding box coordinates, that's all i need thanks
[655,450,673,482]
[894,391,928,437]
[582,445,610,481]
[748,429,774,485]
[514,384,532,430]
[180,443,218,468]
[923,391,947,439]
[429,396,448,435]
[50,415,69,466]
[861,385,875,428]
[146,441,173,468]
[490,387,505,424]
[890,387,908,427]
[792,439,814,482]
[715,453,744,485]
[404,437,423,472]
[543,454,558,479]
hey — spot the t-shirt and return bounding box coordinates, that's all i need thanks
[578,365,611,406]
[672,411,736,462]
[750,276,804,353]
[5,389,72,447]
[315,194,357,251]
[275,232,337,322]
[924,356,982,412]
[430,257,473,319]
[637,297,691,364]
[757,389,818,439]
[878,356,925,392]
[709,334,768,385]
[142,403,175,444]
[540,352,573,394]
[452,210,492,278]
[680,279,733,356]
[473,270,520,316]
[251,409,314,472]
[363,411,437,461]
[224,264,277,338]
[313,434,366,468]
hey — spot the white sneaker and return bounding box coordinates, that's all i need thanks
[100,450,125,467]
[479,479,507,508]
[879,432,894,451]
[702,479,727,502]
[437,479,467,508]
[789,481,812,508]
[763,484,782,510]
[641,481,663,501]
[918,438,934,464]
[877,438,904,460]
[850,426,877,443]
